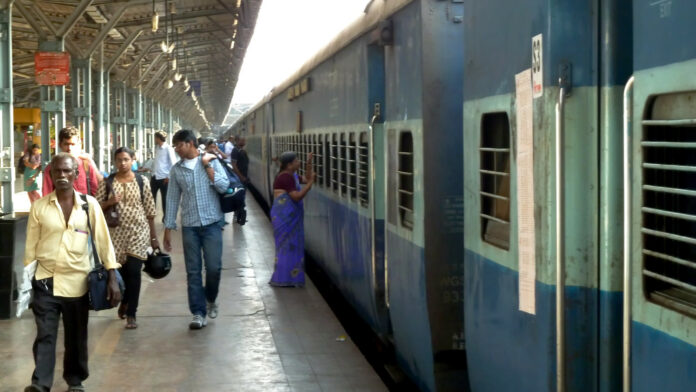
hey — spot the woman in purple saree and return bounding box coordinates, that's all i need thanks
[270,151,315,287]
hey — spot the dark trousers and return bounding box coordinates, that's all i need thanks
[151,177,169,218]
[31,278,89,389]
[121,256,144,317]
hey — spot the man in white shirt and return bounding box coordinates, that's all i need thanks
[223,135,235,163]
[151,131,177,220]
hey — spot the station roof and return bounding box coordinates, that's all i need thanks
[11,0,262,129]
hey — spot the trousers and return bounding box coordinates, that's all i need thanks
[30,278,89,389]
[151,177,169,219]
[121,256,144,317]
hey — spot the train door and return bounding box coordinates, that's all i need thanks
[624,2,696,391]
[264,102,275,204]
[461,1,625,391]
[367,43,388,314]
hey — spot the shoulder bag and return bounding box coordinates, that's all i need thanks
[80,194,124,311]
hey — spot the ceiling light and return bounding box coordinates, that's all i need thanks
[151,12,159,32]
[174,72,182,81]
[230,40,235,50]
[160,40,168,52]
[166,80,174,89]
[168,42,176,53]
[170,58,177,71]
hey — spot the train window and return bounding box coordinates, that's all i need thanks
[642,91,696,315]
[349,133,358,200]
[398,131,414,230]
[324,134,331,189]
[358,132,369,207]
[315,135,324,186]
[480,112,511,250]
[333,134,339,192]
[340,133,348,196]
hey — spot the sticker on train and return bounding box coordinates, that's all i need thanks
[531,34,543,98]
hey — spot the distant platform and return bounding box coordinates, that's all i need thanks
[0,197,387,392]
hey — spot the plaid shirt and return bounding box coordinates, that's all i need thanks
[164,156,229,229]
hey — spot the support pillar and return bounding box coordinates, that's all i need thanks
[111,81,126,153]
[71,57,92,155]
[39,40,66,164]
[0,5,13,214]
[126,88,142,161]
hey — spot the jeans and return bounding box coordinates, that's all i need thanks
[182,223,223,316]
[151,177,169,218]
[31,278,89,389]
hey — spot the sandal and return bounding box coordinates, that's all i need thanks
[117,303,127,320]
[125,316,137,329]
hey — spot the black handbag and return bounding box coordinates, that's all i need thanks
[103,176,120,227]
[80,195,124,311]
[219,161,246,213]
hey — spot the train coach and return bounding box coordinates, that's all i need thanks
[227,0,696,391]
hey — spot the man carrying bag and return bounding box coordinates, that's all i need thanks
[23,153,121,392]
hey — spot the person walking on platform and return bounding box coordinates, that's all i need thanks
[269,151,315,287]
[163,130,229,329]
[223,134,236,163]
[22,144,43,203]
[96,147,158,330]
[230,136,249,225]
[42,126,102,197]
[24,153,121,392]
[151,131,177,221]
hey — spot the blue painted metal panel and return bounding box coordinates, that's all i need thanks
[388,230,434,392]
[633,0,696,71]
[464,250,601,392]
[463,0,598,100]
[632,321,696,392]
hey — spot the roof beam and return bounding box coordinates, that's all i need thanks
[83,3,130,58]
[116,9,225,29]
[118,43,157,82]
[105,31,147,73]
[14,1,47,40]
[135,52,165,86]
[56,0,95,38]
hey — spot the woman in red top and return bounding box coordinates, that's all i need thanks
[269,151,315,287]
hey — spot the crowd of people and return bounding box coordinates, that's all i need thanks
[20,126,315,392]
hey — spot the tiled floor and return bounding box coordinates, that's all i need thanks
[0,197,387,392]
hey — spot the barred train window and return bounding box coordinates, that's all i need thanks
[480,113,511,250]
[642,91,696,316]
[349,133,358,200]
[340,134,348,196]
[331,134,339,192]
[358,132,369,206]
[398,131,414,230]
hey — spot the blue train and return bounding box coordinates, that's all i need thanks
[227,0,696,391]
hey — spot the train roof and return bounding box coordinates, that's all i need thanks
[229,0,414,131]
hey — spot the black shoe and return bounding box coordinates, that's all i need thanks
[24,385,47,392]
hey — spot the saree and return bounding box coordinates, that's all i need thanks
[269,173,305,287]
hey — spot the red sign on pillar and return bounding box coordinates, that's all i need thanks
[35,52,71,86]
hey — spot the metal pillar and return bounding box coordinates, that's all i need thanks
[111,81,126,152]
[126,88,142,160]
[95,41,106,171]
[71,57,92,155]
[0,5,13,213]
[39,40,66,163]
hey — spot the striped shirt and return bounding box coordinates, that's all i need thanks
[164,155,229,229]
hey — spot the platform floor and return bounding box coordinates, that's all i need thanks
[0,196,387,392]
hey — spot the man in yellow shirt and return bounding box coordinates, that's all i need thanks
[24,153,121,392]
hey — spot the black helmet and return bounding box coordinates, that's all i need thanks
[144,249,172,279]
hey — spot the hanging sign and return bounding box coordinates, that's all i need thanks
[35,52,71,86]
[531,34,543,98]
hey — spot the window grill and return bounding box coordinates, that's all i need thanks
[348,133,358,200]
[298,135,305,177]
[339,134,348,196]
[641,92,696,316]
[480,113,511,250]
[398,132,414,229]
[358,132,369,206]
[331,134,339,192]
[315,135,324,186]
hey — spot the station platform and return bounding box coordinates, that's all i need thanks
[0,197,387,392]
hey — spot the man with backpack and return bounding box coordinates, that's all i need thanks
[42,127,102,197]
[163,130,229,329]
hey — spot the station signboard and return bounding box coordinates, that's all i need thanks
[187,80,202,97]
[35,52,71,86]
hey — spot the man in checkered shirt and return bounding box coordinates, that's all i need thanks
[163,129,229,330]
